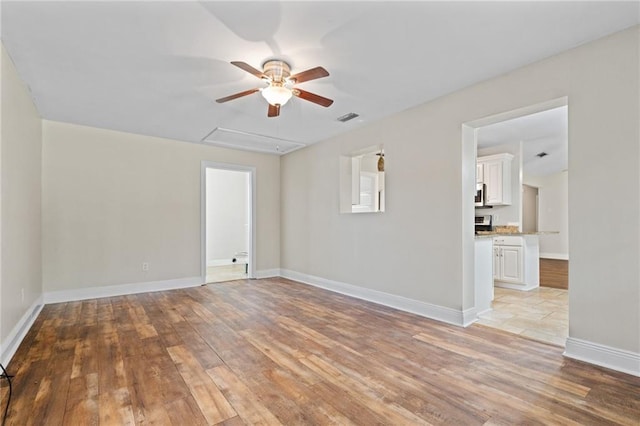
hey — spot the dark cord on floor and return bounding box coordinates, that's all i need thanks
[0,362,12,426]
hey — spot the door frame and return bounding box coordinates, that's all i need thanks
[462,96,568,321]
[200,161,256,282]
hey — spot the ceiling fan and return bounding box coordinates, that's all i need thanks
[216,60,333,117]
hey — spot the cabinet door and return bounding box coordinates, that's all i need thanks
[493,247,501,280]
[500,246,523,283]
[476,163,484,183]
[484,160,503,205]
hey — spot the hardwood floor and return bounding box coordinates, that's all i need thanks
[3,278,639,425]
[540,258,569,289]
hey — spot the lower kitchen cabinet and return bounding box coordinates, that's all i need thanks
[494,244,523,283]
[493,235,539,291]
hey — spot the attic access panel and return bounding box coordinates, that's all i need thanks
[202,127,305,155]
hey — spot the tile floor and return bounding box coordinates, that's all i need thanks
[206,264,247,283]
[476,286,568,346]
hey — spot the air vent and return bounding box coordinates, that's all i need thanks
[201,128,305,155]
[337,112,359,122]
[536,152,548,158]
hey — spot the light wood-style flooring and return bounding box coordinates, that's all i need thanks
[2,278,639,425]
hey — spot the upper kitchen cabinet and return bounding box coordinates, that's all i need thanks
[478,153,513,206]
[476,163,484,183]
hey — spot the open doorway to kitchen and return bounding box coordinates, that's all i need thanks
[465,98,569,347]
[201,162,255,284]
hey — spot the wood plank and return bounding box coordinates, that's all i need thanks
[540,258,569,289]
[206,365,282,425]
[121,355,174,424]
[98,387,136,425]
[166,345,237,424]
[62,373,99,425]
[164,396,209,426]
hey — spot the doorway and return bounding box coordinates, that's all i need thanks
[201,162,256,283]
[465,98,569,346]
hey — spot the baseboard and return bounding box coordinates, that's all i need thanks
[1,295,44,367]
[494,281,539,291]
[461,307,479,327]
[564,337,640,377]
[280,269,470,327]
[255,268,281,279]
[540,252,569,260]
[207,259,237,267]
[44,276,203,304]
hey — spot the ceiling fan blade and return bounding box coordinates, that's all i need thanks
[289,66,329,83]
[267,103,280,117]
[231,61,266,79]
[215,88,260,103]
[293,89,334,107]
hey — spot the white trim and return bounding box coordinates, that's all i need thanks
[201,161,256,283]
[1,295,44,366]
[540,252,569,260]
[461,307,479,327]
[280,269,471,327]
[494,281,539,291]
[255,268,281,279]
[44,276,203,304]
[564,337,640,377]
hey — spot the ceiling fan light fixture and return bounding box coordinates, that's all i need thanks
[217,60,332,117]
[261,85,292,106]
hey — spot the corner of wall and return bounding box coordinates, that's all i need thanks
[1,42,44,365]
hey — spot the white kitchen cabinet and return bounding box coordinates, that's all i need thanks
[498,245,523,282]
[476,163,484,183]
[493,235,539,291]
[493,237,523,283]
[478,153,513,205]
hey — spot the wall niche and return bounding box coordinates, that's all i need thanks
[340,145,385,213]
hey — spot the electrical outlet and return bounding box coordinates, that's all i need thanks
[142,262,149,272]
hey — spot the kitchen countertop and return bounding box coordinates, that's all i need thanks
[475,231,559,238]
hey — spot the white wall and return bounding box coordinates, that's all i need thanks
[477,142,522,227]
[281,27,639,359]
[524,171,569,259]
[0,44,43,360]
[522,184,538,233]
[206,168,249,263]
[42,121,280,292]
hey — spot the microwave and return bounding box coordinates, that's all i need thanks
[475,215,493,232]
[475,183,485,207]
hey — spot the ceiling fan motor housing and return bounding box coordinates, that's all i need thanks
[263,60,291,83]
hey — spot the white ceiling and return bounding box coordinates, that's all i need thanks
[1,1,638,154]
[477,106,568,177]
